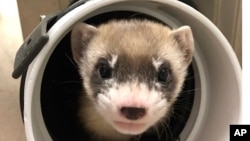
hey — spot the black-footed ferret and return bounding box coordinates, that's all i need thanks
[70,19,194,141]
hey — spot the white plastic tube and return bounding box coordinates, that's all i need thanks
[23,0,241,141]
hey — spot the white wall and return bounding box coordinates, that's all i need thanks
[0,0,26,141]
[193,0,242,65]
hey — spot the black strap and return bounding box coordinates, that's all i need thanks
[12,13,55,78]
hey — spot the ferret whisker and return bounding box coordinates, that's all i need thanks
[64,53,78,69]
[161,119,175,141]
[152,124,161,141]
[52,80,82,84]
[179,89,199,95]
[154,121,163,140]
[133,135,142,141]
[171,115,190,125]
[181,88,199,93]
[174,102,193,108]
[171,108,191,121]
[159,119,170,140]
[184,74,197,81]
[128,12,143,18]
[173,104,193,110]
[175,102,193,107]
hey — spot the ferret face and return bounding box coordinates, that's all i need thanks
[71,20,194,136]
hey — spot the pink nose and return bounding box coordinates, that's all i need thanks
[120,107,146,120]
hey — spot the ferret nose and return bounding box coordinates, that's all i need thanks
[120,107,146,120]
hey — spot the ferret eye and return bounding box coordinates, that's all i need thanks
[98,64,112,79]
[157,67,169,83]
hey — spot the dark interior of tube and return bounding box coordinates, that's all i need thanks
[39,11,195,141]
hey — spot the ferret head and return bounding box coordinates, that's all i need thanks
[71,20,194,136]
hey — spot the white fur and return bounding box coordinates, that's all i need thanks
[95,80,168,135]
[152,57,163,71]
[108,54,118,68]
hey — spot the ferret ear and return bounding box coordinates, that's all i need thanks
[171,26,194,64]
[71,22,97,65]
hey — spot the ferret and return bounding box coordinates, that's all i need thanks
[70,19,194,141]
